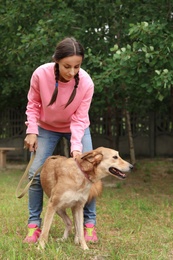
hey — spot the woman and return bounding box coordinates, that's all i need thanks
[23,37,98,243]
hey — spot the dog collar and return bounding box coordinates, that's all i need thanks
[75,159,93,182]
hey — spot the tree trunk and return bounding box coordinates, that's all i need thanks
[170,86,173,127]
[125,109,136,165]
[62,137,70,157]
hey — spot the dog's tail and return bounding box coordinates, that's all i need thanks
[87,180,103,202]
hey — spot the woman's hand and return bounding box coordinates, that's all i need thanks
[24,134,38,152]
[71,150,82,158]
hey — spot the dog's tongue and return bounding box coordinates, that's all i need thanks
[109,167,126,179]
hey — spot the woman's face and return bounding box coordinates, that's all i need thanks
[57,55,83,82]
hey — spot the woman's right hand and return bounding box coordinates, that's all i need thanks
[24,134,38,152]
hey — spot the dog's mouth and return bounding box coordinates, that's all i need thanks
[109,167,126,179]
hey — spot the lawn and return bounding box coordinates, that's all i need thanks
[1,158,173,260]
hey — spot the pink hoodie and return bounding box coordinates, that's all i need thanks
[25,63,94,152]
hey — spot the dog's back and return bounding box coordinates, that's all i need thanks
[40,155,103,203]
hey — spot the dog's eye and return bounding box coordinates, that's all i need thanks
[113,156,118,159]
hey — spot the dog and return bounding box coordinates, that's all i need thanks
[39,147,133,250]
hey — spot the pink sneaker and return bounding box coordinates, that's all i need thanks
[84,223,98,242]
[23,224,41,244]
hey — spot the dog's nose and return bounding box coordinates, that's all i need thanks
[130,164,133,170]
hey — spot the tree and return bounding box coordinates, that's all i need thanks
[1,0,172,109]
[0,0,78,108]
[84,15,173,162]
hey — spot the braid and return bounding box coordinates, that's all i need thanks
[64,72,79,108]
[47,64,59,106]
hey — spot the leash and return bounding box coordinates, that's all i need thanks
[15,152,43,199]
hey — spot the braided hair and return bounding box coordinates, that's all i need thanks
[48,37,84,108]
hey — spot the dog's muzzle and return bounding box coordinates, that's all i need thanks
[109,167,126,179]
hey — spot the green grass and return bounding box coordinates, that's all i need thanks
[1,158,173,259]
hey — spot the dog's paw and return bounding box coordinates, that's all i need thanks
[74,237,89,250]
[56,236,67,242]
[37,241,45,250]
[74,236,80,245]
[81,243,89,250]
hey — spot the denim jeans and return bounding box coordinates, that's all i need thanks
[28,126,96,227]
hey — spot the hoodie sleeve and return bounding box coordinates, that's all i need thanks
[25,73,41,135]
[70,82,94,153]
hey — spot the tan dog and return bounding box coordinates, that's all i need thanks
[39,147,133,250]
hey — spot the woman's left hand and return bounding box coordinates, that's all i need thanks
[72,150,82,158]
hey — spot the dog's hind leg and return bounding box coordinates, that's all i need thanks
[39,199,56,249]
[72,204,89,250]
[56,209,72,240]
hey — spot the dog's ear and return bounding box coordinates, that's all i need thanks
[81,151,103,165]
[77,151,103,172]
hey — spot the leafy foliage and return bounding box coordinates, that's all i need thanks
[0,0,172,114]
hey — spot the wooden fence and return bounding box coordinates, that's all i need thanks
[0,108,173,162]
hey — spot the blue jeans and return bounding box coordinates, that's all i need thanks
[28,126,96,227]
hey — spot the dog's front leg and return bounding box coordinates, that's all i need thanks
[72,204,89,250]
[38,199,56,249]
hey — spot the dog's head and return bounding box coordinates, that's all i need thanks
[76,147,133,182]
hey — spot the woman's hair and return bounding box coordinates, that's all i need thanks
[48,37,84,107]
